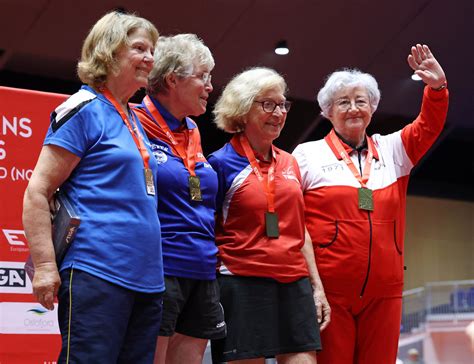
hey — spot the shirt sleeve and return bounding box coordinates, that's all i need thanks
[400,85,449,165]
[292,144,310,192]
[45,107,95,158]
[207,154,227,213]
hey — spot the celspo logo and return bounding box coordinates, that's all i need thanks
[24,307,56,330]
[0,302,60,334]
[0,261,32,294]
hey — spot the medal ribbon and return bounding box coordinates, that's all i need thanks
[102,88,151,169]
[144,95,198,177]
[237,134,277,213]
[327,129,375,188]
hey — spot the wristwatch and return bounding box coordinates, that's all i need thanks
[431,83,447,91]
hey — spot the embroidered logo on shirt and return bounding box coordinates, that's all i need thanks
[152,150,168,165]
[373,159,386,170]
[282,166,299,182]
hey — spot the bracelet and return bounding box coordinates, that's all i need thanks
[431,83,447,91]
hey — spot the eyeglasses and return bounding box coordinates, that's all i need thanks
[334,98,370,112]
[254,100,292,113]
[190,72,212,85]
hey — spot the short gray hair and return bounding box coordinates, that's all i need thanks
[147,33,214,95]
[214,67,287,133]
[317,68,381,118]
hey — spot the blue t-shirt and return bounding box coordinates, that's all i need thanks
[45,85,164,293]
[135,97,218,280]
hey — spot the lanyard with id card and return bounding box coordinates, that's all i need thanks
[327,129,375,211]
[143,96,202,201]
[102,88,155,196]
[237,134,280,238]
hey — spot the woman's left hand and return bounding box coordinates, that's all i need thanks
[314,288,331,331]
[407,44,446,89]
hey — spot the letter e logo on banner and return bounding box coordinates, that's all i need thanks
[3,229,27,246]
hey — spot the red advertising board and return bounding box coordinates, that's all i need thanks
[1,86,68,363]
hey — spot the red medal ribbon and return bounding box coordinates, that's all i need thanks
[102,88,151,169]
[237,134,277,213]
[327,129,375,188]
[143,95,198,177]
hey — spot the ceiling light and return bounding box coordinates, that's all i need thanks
[411,73,422,81]
[275,40,289,55]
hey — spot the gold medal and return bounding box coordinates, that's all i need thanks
[144,168,156,196]
[358,187,373,211]
[189,175,202,201]
[265,211,280,238]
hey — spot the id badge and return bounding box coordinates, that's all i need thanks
[188,175,202,202]
[358,187,373,211]
[265,211,280,238]
[144,168,156,196]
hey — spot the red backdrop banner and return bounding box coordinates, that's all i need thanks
[1,86,68,363]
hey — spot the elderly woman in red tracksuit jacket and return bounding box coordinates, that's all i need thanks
[292,44,448,363]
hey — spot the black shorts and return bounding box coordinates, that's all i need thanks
[211,275,321,362]
[159,275,226,340]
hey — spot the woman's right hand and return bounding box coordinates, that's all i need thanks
[32,262,61,310]
[314,288,331,331]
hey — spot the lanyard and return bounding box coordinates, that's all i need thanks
[102,88,151,169]
[327,129,375,188]
[143,95,198,177]
[237,134,277,213]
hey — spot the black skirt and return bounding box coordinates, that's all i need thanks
[211,275,322,362]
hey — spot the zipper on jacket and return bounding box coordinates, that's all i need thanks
[354,148,373,297]
[360,210,373,297]
[359,142,371,298]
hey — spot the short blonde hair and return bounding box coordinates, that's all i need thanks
[147,33,214,95]
[214,67,287,133]
[77,11,159,88]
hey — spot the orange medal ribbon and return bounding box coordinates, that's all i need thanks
[236,134,279,237]
[327,129,375,210]
[102,88,155,196]
[143,95,202,201]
